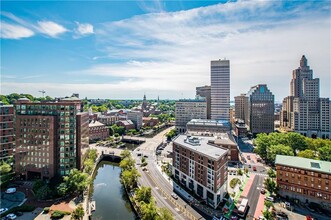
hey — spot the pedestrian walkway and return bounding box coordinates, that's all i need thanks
[241,174,255,197]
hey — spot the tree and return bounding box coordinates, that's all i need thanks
[120,150,131,159]
[264,177,277,195]
[267,168,276,178]
[318,145,331,162]
[111,124,125,136]
[140,199,158,220]
[57,182,68,197]
[63,169,90,194]
[71,204,84,220]
[237,169,243,176]
[298,149,316,159]
[120,157,135,170]
[266,144,294,162]
[121,168,140,190]
[264,200,273,209]
[286,132,308,155]
[135,186,152,204]
[157,208,173,220]
[263,209,273,220]
[36,185,52,199]
[0,162,12,174]
[254,133,270,159]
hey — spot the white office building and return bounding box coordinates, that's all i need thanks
[211,59,230,121]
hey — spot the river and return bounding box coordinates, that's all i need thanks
[91,161,136,220]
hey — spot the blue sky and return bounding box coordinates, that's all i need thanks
[1,0,330,101]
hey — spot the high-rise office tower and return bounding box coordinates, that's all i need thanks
[247,84,275,135]
[280,55,330,139]
[0,102,15,162]
[196,85,211,119]
[211,59,230,121]
[234,94,249,122]
[175,99,207,133]
[14,97,89,180]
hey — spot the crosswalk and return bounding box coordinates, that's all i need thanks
[250,172,268,176]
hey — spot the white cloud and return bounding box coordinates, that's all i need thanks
[0,22,34,39]
[74,22,94,38]
[88,1,330,101]
[37,21,67,37]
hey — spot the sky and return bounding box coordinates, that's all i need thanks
[1,0,330,102]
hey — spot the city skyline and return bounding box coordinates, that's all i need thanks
[1,0,330,101]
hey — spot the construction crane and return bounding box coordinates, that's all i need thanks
[39,90,46,98]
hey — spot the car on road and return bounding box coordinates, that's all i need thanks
[265,196,274,202]
[6,213,17,220]
[0,208,8,214]
[247,155,251,160]
[5,188,16,194]
[253,166,257,171]
[142,167,148,171]
[260,188,266,194]
[143,155,148,158]
[171,193,178,200]
[248,164,251,168]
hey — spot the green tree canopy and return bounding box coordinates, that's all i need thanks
[266,144,294,162]
[297,149,316,159]
[71,204,84,220]
[135,186,152,204]
[63,169,90,194]
[157,208,173,220]
[264,177,277,195]
[140,199,158,220]
[318,145,331,162]
[267,168,276,178]
[285,132,308,155]
[0,162,12,174]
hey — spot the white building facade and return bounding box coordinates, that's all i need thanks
[211,59,230,121]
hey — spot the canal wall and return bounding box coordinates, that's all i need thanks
[86,151,140,219]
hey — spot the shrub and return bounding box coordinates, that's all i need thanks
[43,207,50,213]
[51,210,71,219]
[230,178,241,189]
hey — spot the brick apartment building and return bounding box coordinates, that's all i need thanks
[172,135,228,208]
[275,155,331,209]
[0,102,15,161]
[89,120,109,142]
[14,97,89,180]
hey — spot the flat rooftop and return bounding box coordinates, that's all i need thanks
[173,135,228,160]
[187,119,231,127]
[275,155,331,174]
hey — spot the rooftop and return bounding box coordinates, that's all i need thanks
[187,119,231,127]
[275,155,331,174]
[89,120,106,127]
[174,135,228,160]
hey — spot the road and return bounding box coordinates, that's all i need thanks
[133,127,204,220]
[245,175,265,219]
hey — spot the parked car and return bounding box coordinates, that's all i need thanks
[253,166,257,171]
[171,193,178,200]
[265,196,274,202]
[0,208,8,214]
[260,188,266,194]
[5,188,16,194]
[6,213,17,220]
[248,164,251,168]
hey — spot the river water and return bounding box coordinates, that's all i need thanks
[91,161,136,220]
